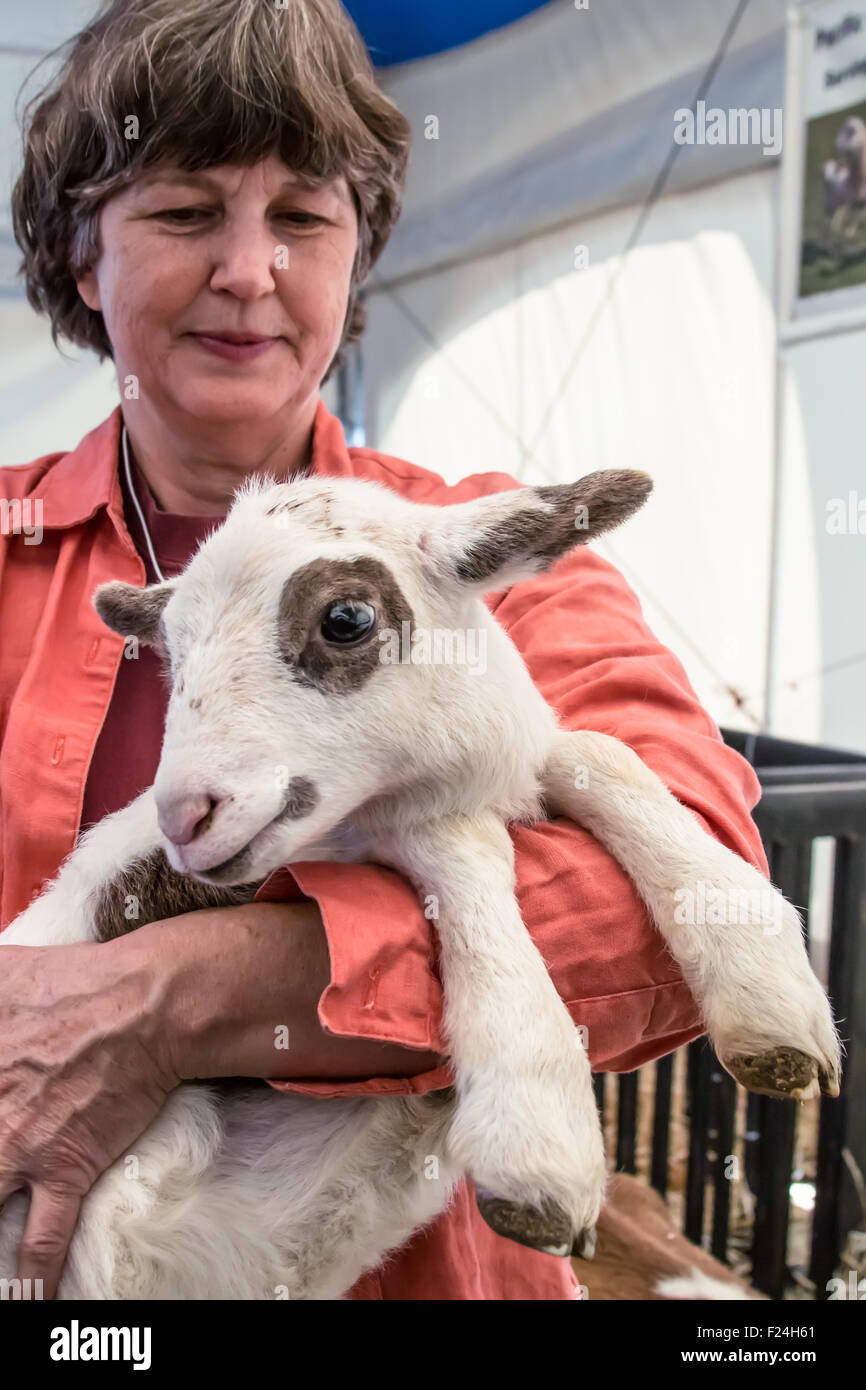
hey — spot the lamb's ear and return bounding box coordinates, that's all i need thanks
[93,579,176,644]
[436,470,652,590]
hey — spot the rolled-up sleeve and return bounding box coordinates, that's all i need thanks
[259,542,769,1098]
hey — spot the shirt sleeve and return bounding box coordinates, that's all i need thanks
[259,544,768,1099]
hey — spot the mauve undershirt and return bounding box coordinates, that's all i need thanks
[79,446,222,834]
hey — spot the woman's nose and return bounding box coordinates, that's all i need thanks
[157,792,218,846]
[208,228,278,300]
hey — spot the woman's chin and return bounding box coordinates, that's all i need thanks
[169,378,302,425]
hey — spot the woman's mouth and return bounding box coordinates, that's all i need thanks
[188,332,282,362]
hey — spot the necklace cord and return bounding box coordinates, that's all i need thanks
[121,422,166,584]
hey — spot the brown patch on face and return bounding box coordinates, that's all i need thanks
[455,471,652,584]
[91,849,261,942]
[93,579,175,645]
[275,776,319,822]
[278,556,414,694]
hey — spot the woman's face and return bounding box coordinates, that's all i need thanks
[76,154,359,426]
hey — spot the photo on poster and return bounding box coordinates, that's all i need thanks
[782,0,866,326]
[799,98,866,297]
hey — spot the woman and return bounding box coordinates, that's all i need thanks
[0,0,769,1301]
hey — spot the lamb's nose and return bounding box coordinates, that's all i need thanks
[157,793,217,846]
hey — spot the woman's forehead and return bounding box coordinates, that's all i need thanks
[130,160,351,201]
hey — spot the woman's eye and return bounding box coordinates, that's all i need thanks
[278,211,326,228]
[320,600,376,645]
[151,208,325,228]
[155,207,211,224]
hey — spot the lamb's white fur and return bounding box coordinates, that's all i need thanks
[0,470,841,1299]
[654,1270,752,1301]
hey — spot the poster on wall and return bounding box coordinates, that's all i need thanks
[782,0,866,332]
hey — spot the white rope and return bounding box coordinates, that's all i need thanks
[121,422,166,583]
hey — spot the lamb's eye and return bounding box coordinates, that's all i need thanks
[320,599,376,644]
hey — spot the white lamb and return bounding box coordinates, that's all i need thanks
[0,469,841,1299]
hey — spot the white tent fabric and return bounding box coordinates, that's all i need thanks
[773,328,866,753]
[373,0,789,287]
[363,165,784,736]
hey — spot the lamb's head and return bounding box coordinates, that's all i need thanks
[836,114,866,158]
[93,469,650,885]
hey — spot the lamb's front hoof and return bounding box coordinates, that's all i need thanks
[571,1224,597,1260]
[475,1188,575,1257]
[724,1046,839,1101]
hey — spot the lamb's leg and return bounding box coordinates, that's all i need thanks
[369,812,607,1257]
[0,789,163,947]
[543,730,842,1100]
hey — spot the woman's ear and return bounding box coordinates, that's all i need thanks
[429,471,653,593]
[93,579,176,644]
[75,267,102,313]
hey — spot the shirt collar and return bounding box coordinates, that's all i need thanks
[28,397,354,534]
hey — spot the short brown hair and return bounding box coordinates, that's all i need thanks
[12,0,411,379]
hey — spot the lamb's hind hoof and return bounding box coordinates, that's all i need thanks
[724,1046,839,1101]
[475,1188,589,1258]
[572,1224,597,1259]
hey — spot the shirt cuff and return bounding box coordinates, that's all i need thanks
[253,861,452,1099]
[567,979,705,1073]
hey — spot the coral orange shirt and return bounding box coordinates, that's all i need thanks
[0,400,769,1300]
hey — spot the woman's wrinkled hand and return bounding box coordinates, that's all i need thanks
[0,939,180,1298]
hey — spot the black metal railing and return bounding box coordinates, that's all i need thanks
[596,728,866,1300]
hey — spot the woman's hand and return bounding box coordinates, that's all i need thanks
[0,899,443,1297]
[0,939,179,1299]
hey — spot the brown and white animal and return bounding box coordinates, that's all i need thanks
[823,115,866,231]
[0,471,841,1298]
[572,1173,763,1300]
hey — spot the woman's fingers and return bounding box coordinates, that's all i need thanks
[0,936,179,1297]
[16,1183,83,1300]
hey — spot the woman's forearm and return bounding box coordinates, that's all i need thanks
[107,901,443,1083]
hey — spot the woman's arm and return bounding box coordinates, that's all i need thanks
[119,899,443,1082]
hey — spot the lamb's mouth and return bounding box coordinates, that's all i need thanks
[193,837,261,886]
[183,776,320,886]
